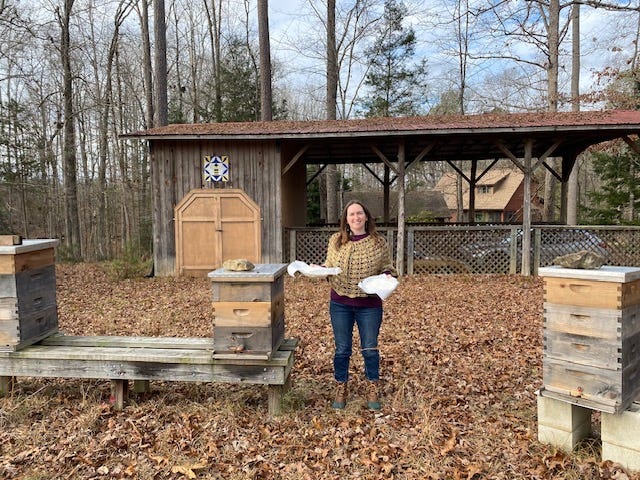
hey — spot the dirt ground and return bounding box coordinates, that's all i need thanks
[0,263,637,479]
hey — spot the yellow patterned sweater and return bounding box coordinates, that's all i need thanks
[324,232,397,298]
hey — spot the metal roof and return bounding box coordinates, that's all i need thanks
[123,109,640,164]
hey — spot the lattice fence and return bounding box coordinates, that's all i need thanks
[285,226,640,275]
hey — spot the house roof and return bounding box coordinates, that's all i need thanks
[434,168,531,211]
[123,109,640,166]
[344,190,451,220]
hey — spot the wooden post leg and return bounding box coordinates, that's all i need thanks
[0,376,15,396]
[110,380,129,411]
[267,375,292,416]
[133,380,150,394]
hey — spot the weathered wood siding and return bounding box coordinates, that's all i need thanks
[151,139,283,276]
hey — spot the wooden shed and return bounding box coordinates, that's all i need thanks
[123,110,640,276]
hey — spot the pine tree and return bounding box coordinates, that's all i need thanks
[585,150,640,225]
[359,0,427,117]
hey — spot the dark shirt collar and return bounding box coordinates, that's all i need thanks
[350,232,369,241]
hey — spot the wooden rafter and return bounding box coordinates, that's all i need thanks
[282,144,311,176]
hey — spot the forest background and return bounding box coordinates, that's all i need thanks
[2,0,640,263]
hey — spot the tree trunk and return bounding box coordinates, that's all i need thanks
[204,0,222,122]
[153,0,168,126]
[257,0,272,121]
[567,2,580,225]
[59,0,82,260]
[543,0,560,222]
[325,0,338,223]
[139,0,152,233]
[140,0,154,129]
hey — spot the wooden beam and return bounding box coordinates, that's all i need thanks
[391,143,437,183]
[384,165,390,224]
[133,380,150,394]
[282,144,310,176]
[0,375,14,395]
[494,140,525,172]
[445,160,471,183]
[521,139,533,277]
[395,141,406,276]
[362,163,384,184]
[306,164,328,186]
[532,139,563,171]
[371,145,399,174]
[468,160,477,224]
[476,158,499,183]
[541,161,562,181]
[623,135,640,155]
[405,143,436,174]
[110,379,129,411]
[267,375,291,416]
[0,337,298,414]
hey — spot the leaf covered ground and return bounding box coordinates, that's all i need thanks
[1,263,638,479]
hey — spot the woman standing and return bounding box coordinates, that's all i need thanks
[324,200,397,410]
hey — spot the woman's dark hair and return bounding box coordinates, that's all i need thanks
[335,200,380,247]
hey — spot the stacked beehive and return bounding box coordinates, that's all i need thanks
[540,266,640,414]
[208,264,287,360]
[0,237,59,351]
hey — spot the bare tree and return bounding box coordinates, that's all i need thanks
[567,1,580,224]
[138,0,154,129]
[326,0,338,223]
[57,0,82,259]
[203,0,223,121]
[92,2,133,258]
[257,0,272,121]
[541,0,561,222]
[153,0,168,126]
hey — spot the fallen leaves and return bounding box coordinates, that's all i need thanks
[171,462,207,478]
[0,265,637,479]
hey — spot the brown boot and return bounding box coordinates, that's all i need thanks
[366,381,381,410]
[332,382,348,409]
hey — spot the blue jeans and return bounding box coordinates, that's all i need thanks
[330,301,383,383]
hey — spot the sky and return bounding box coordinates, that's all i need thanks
[262,0,640,115]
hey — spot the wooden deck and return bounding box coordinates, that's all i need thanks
[0,335,297,415]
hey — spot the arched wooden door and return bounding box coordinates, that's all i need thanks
[175,189,261,276]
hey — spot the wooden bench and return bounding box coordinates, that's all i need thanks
[0,335,297,415]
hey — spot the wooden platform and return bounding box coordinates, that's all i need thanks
[0,334,297,415]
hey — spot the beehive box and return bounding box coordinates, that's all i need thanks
[540,266,640,413]
[0,239,59,351]
[208,263,287,360]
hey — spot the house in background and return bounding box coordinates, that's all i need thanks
[434,168,542,223]
[343,190,451,224]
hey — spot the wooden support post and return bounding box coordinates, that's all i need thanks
[289,229,297,263]
[0,375,15,395]
[267,375,292,416]
[521,139,533,276]
[133,380,150,394]
[396,141,406,276]
[110,379,129,411]
[407,228,414,275]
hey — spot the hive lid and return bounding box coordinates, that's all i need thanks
[0,239,59,255]
[208,263,288,282]
[539,265,640,283]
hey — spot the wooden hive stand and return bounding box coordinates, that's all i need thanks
[0,335,298,415]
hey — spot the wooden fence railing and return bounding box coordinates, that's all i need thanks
[284,225,640,275]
